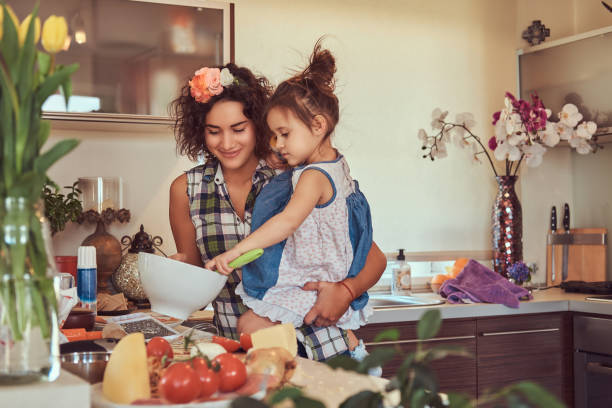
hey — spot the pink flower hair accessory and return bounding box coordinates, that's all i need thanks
[189,67,237,103]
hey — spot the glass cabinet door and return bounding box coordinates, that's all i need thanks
[10,0,233,122]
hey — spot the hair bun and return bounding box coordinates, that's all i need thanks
[302,39,336,91]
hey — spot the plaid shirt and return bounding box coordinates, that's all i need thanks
[186,159,349,361]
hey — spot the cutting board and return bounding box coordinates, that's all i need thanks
[546,228,607,286]
[290,357,388,408]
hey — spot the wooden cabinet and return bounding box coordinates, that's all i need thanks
[355,318,478,398]
[356,312,572,406]
[476,313,572,406]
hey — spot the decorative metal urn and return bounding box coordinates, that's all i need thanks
[112,225,165,301]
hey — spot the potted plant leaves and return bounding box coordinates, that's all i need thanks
[43,179,83,235]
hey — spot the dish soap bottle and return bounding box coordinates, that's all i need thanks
[392,249,411,296]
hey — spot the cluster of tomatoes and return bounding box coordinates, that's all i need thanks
[145,335,250,404]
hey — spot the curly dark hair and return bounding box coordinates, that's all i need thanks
[170,63,273,162]
[265,39,339,140]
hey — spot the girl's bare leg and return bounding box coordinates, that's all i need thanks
[237,309,276,334]
[347,330,359,350]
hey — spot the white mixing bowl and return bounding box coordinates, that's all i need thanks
[138,253,227,320]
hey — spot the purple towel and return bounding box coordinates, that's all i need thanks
[439,259,532,308]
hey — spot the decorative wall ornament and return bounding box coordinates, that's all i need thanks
[522,20,550,46]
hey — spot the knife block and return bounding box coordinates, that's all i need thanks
[546,228,607,286]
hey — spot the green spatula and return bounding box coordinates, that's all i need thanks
[228,248,264,269]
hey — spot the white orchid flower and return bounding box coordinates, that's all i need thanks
[508,131,527,146]
[494,118,508,141]
[569,134,593,154]
[431,108,448,130]
[505,113,523,135]
[575,121,597,139]
[494,140,522,161]
[455,112,476,130]
[441,126,451,143]
[576,139,593,154]
[539,122,560,147]
[523,142,546,167]
[471,143,482,164]
[558,104,583,128]
[418,128,428,143]
[553,122,574,141]
[451,125,466,140]
[431,141,448,159]
[452,131,470,149]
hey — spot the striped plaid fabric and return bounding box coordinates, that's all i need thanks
[186,159,349,360]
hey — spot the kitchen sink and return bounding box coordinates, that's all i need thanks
[368,294,445,309]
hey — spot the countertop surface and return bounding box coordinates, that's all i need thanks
[368,288,612,323]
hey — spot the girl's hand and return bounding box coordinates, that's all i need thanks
[204,248,242,276]
[302,280,353,327]
[169,253,188,262]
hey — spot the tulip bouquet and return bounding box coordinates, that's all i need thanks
[418,92,598,176]
[0,2,79,346]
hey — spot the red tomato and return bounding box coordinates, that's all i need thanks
[212,335,241,352]
[213,353,247,392]
[146,337,174,366]
[239,333,252,351]
[159,362,200,404]
[191,357,220,398]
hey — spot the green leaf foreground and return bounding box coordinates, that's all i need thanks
[373,328,399,343]
[1,3,80,341]
[340,390,383,408]
[1,5,20,76]
[417,309,442,340]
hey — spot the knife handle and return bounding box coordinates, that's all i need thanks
[550,206,557,232]
[563,203,570,232]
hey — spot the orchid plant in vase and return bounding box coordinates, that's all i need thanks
[418,92,597,276]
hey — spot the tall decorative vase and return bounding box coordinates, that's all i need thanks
[0,198,60,384]
[492,176,523,277]
[81,220,122,293]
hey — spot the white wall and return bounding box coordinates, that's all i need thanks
[233,0,518,253]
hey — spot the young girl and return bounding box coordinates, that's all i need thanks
[205,41,373,338]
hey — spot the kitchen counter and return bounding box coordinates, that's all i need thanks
[369,288,612,323]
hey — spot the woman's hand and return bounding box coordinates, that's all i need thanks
[302,280,354,327]
[204,248,242,276]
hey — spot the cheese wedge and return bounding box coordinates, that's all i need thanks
[251,323,298,357]
[102,332,151,404]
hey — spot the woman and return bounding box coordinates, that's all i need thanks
[169,63,386,360]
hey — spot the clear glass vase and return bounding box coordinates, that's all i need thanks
[0,197,60,384]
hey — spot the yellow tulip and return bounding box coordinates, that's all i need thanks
[0,5,20,42]
[41,15,67,54]
[19,14,41,46]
